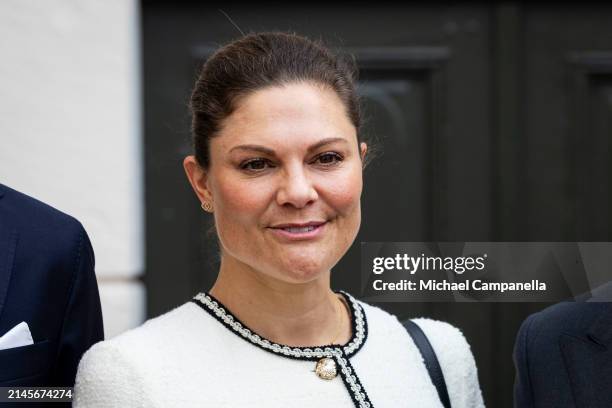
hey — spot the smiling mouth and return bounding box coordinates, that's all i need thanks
[270,220,327,229]
[268,221,328,240]
[280,225,318,233]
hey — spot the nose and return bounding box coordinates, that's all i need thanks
[275,163,318,208]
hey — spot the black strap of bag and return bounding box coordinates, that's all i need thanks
[402,319,452,408]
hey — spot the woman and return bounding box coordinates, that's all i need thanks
[74,32,484,407]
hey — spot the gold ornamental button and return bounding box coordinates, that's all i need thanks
[315,357,337,380]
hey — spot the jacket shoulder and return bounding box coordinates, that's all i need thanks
[73,304,199,406]
[412,318,484,408]
[73,340,148,407]
[356,298,470,349]
[357,298,483,408]
[519,301,606,345]
[82,302,198,356]
[356,300,476,375]
[0,184,84,235]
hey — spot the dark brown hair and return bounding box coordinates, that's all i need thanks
[189,31,367,169]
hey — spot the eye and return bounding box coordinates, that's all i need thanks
[314,152,343,166]
[240,158,274,172]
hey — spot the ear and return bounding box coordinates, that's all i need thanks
[183,155,213,205]
[359,142,368,164]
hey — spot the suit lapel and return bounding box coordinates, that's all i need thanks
[0,223,18,322]
[0,184,18,320]
[560,304,612,408]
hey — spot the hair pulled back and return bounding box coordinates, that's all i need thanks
[189,31,364,169]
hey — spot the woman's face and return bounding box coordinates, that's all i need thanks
[185,82,366,284]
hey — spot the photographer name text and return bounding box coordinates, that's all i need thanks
[372,279,547,293]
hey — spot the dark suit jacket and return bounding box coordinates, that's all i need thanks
[513,295,612,408]
[0,184,104,388]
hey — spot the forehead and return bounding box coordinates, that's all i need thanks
[214,82,356,151]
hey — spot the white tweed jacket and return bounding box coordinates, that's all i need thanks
[73,291,485,408]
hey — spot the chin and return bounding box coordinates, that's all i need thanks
[273,259,330,284]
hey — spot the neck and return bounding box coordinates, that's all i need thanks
[208,255,352,347]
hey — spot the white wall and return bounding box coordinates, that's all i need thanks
[0,0,144,338]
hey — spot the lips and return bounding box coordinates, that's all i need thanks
[281,225,318,233]
[270,221,326,231]
[268,220,328,240]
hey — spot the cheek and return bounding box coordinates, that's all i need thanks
[212,178,273,259]
[319,166,363,215]
[212,176,273,236]
[213,177,270,257]
[319,167,363,257]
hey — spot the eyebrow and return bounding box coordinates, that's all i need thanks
[229,137,349,155]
